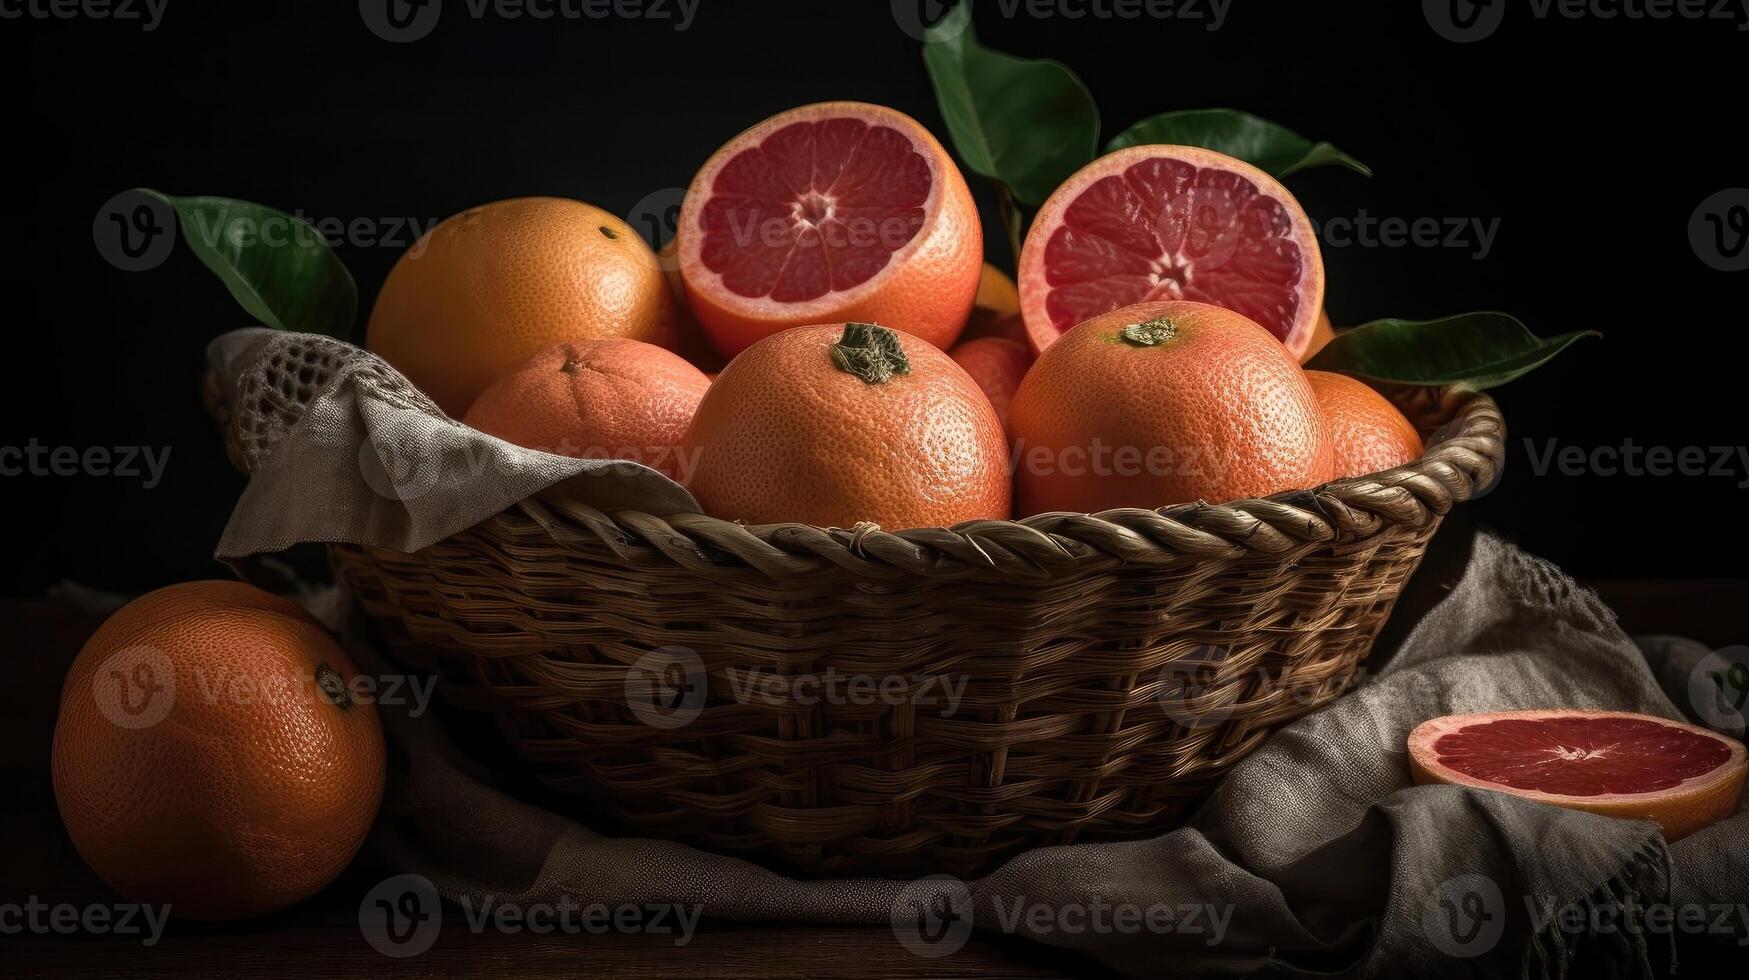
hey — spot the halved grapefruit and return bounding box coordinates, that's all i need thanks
[1018,144,1324,358]
[677,101,982,358]
[1408,709,1747,841]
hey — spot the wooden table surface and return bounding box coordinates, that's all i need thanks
[5,545,1744,977]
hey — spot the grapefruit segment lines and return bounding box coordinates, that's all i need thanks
[1408,709,1747,841]
[679,101,981,357]
[1021,144,1323,359]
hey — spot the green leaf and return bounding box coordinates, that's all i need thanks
[143,190,358,339]
[1105,109,1371,179]
[1304,312,1597,390]
[921,3,1099,206]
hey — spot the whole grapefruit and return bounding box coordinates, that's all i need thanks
[681,322,1010,529]
[52,581,386,921]
[948,336,1032,434]
[1009,300,1331,514]
[367,197,681,416]
[1305,370,1423,479]
[463,338,711,482]
[677,102,981,358]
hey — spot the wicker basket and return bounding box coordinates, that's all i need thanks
[209,349,1504,878]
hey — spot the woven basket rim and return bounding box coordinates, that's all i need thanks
[509,391,1505,582]
[205,332,1503,582]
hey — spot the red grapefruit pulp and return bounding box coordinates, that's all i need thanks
[678,102,981,357]
[1408,709,1746,841]
[1018,144,1324,357]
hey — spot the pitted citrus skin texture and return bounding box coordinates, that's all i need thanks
[681,323,1010,529]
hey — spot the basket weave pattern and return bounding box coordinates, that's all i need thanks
[316,388,1504,877]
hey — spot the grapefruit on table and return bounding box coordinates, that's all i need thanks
[677,102,982,358]
[1306,370,1423,479]
[1018,144,1324,359]
[462,338,711,481]
[1408,709,1746,841]
[681,322,1009,529]
[52,581,386,920]
[367,197,681,416]
[1009,300,1331,515]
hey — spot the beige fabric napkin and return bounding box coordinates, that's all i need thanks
[206,327,698,558]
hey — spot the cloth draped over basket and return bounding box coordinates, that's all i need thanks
[204,327,700,557]
[202,328,1747,976]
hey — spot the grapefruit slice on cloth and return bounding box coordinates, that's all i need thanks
[1408,709,1747,841]
[677,101,982,358]
[1018,144,1323,357]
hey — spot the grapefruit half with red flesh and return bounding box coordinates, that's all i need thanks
[678,102,982,358]
[1408,709,1746,841]
[1018,144,1324,358]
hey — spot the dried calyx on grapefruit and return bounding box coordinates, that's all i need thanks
[1009,299,1330,515]
[677,102,982,358]
[681,322,1010,530]
[1408,709,1747,841]
[1019,144,1324,359]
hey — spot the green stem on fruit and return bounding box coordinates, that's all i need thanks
[831,323,911,385]
[1119,317,1177,347]
[314,663,353,710]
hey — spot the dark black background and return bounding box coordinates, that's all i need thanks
[4,0,1745,594]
